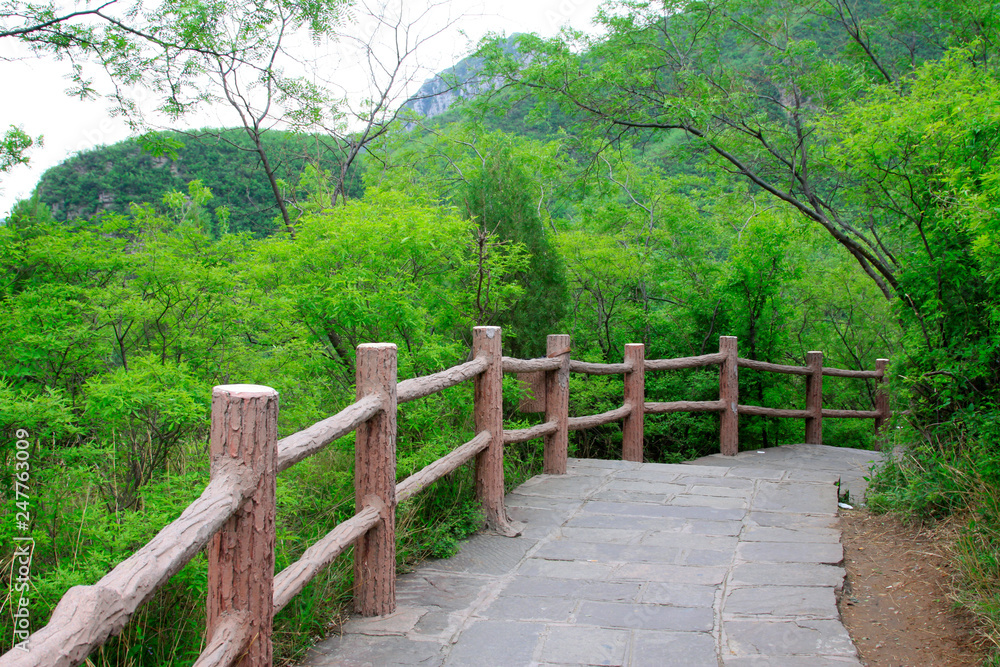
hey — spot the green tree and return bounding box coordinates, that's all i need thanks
[716,213,800,447]
[0,125,38,173]
[368,124,573,356]
[251,187,528,381]
[477,0,999,301]
[462,139,567,357]
[824,45,1000,423]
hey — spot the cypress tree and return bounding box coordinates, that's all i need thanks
[463,142,566,358]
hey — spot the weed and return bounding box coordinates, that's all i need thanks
[866,419,1000,661]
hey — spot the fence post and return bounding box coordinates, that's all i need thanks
[623,343,645,462]
[545,334,571,474]
[207,384,279,667]
[474,326,518,536]
[874,358,890,449]
[719,336,739,456]
[805,351,823,445]
[354,343,397,616]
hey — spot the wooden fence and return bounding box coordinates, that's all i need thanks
[0,330,889,667]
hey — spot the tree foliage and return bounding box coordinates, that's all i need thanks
[825,44,1000,424]
[27,129,362,235]
[477,0,999,300]
[0,125,38,174]
[462,138,567,357]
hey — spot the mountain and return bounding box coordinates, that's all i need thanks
[403,34,522,121]
[32,129,362,235]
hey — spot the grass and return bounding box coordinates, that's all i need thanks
[866,428,1000,661]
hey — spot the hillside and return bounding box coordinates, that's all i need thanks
[403,33,524,119]
[32,129,363,235]
[401,34,588,143]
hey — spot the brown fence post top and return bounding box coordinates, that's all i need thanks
[214,384,279,397]
[474,325,501,338]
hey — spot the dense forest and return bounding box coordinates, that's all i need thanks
[31,130,366,236]
[1,0,999,663]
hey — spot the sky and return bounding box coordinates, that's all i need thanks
[0,0,606,216]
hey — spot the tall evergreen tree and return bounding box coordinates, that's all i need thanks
[463,142,567,358]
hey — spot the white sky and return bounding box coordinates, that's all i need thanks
[0,0,605,217]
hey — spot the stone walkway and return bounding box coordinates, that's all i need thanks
[300,445,883,666]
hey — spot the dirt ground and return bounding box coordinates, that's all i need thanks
[839,509,989,666]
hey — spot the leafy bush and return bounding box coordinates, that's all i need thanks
[82,357,209,512]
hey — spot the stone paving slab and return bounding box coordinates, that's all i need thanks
[723,618,857,658]
[691,443,882,505]
[723,586,839,618]
[300,445,882,667]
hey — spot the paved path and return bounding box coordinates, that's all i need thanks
[300,445,883,667]
[688,443,881,508]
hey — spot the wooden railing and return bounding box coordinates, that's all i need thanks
[0,330,889,667]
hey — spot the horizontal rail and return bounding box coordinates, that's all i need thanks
[737,358,811,375]
[645,399,726,414]
[645,352,725,371]
[821,367,882,379]
[511,351,878,381]
[277,394,382,473]
[502,356,562,372]
[192,611,251,667]
[397,356,489,404]
[3,470,251,667]
[822,408,881,419]
[395,431,492,504]
[568,360,632,375]
[737,404,811,418]
[503,420,558,443]
[272,505,382,614]
[644,353,881,381]
[567,405,633,430]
